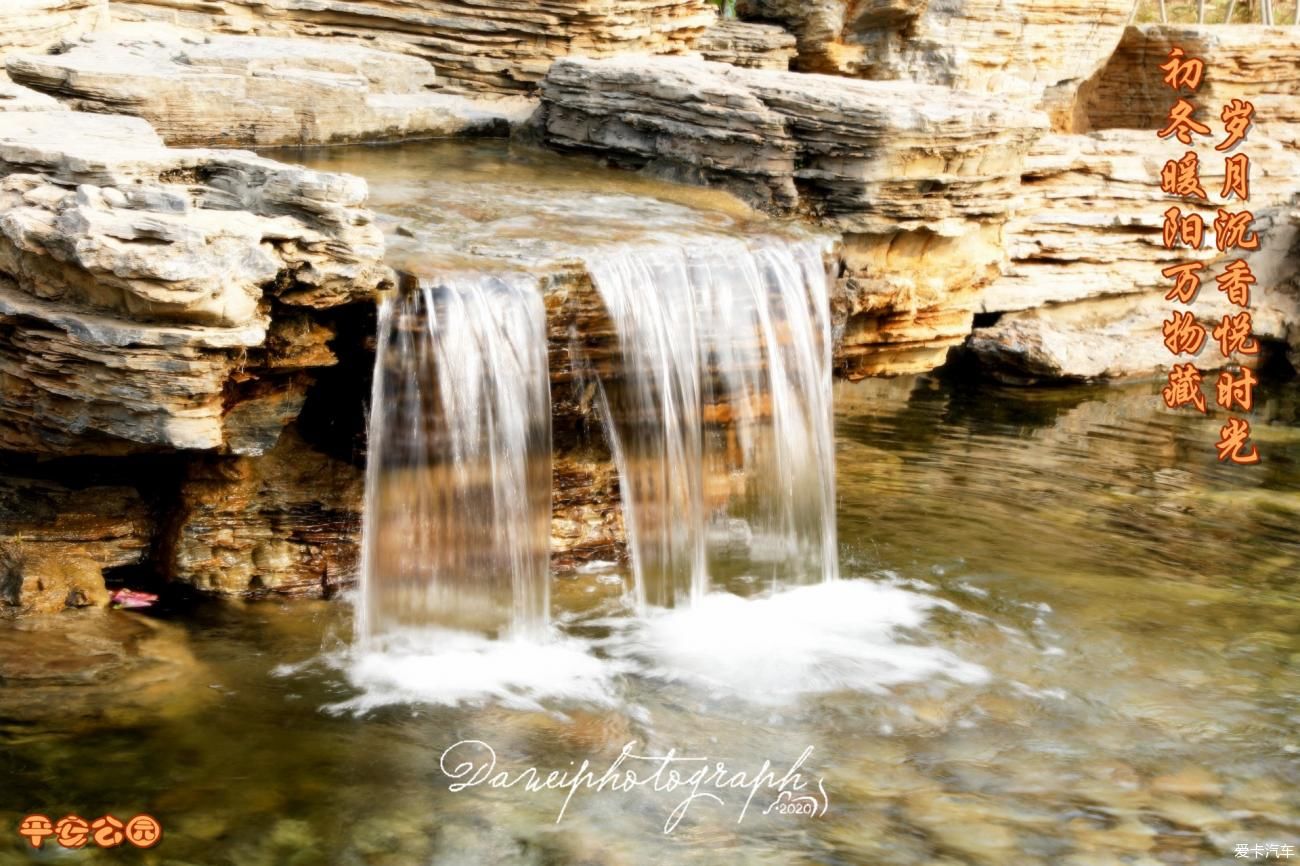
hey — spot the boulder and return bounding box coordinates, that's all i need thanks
[735,0,1136,126]
[7,26,536,147]
[110,0,718,95]
[534,54,1047,376]
[0,110,391,455]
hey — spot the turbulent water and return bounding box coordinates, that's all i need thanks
[358,273,553,642]
[582,237,839,610]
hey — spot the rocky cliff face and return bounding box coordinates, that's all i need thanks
[962,25,1300,382]
[1084,25,1300,145]
[966,136,1300,381]
[735,0,1136,127]
[534,55,1047,376]
[110,0,717,95]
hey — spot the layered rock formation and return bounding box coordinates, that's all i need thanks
[0,0,106,56]
[0,470,153,613]
[534,55,1047,376]
[694,19,796,70]
[735,0,1135,127]
[966,132,1300,382]
[0,110,390,456]
[1085,25,1300,145]
[110,0,717,95]
[7,26,535,147]
[166,425,363,596]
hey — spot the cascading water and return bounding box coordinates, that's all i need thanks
[358,272,553,644]
[581,235,839,610]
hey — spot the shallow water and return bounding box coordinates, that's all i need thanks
[2,375,1296,865]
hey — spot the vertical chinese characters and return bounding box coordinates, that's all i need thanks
[1156,46,1261,465]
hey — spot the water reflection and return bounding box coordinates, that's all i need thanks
[0,376,1296,865]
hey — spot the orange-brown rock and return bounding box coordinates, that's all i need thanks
[165,425,363,597]
[1084,25,1300,145]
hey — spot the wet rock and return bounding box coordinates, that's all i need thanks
[111,0,717,95]
[8,25,536,148]
[0,110,391,455]
[534,54,1046,377]
[167,425,363,597]
[0,550,109,613]
[694,19,797,70]
[736,0,1134,126]
[0,472,152,570]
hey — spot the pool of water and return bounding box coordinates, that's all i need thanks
[2,375,1296,865]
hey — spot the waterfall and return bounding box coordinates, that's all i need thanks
[582,236,838,610]
[358,272,552,644]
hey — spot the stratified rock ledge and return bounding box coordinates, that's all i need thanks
[7,25,536,147]
[0,110,391,455]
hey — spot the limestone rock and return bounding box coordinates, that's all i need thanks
[986,131,1300,314]
[0,550,109,613]
[736,0,1135,125]
[0,0,106,58]
[967,130,1300,382]
[534,54,1047,377]
[0,74,60,112]
[166,425,363,596]
[8,26,537,147]
[1085,25,1300,146]
[0,110,392,455]
[0,472,152,570]
[694,19,796,70]
[111,0,718,95]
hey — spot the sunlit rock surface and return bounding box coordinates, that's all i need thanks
[0,110,390,455]
[967,131,1300,382]
[7,25,535,147]
[0,74,60,112]
[735,0,1134,126]
[1084,25,1300,146]
[0,0,106,57]
[534,55,1046,377]
[694,18,796,70]
[110,0,717,95]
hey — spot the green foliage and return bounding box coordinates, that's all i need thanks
[709,0,737,19]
